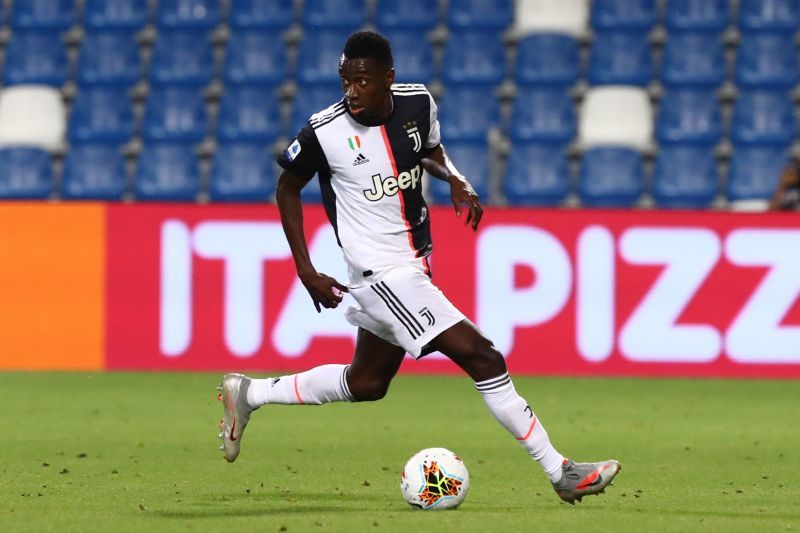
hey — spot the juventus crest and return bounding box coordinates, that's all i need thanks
[404,120,422,152]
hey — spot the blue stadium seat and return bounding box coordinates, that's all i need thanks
[223,29,287,85]
[588,31,652,86]
[661,31,725,87]
[84,0,150,30]
[739,0,800,32]
[3,31,68,86]
[591,0,657,31]
[0,147,53,199]
[143,86,208,142]
[579,147,644,207]
[77,31,141,86]
[428,141,491,204]
[735,33,800,89]
[302,0,366,29]
[217,84,282,142]
[653,145,718,208]
[290,83,343,135]
[375,0,441,30]
[156,0,220,29]
[727,145,789,201]
[731,90,796,146]
[229,0,295,29]
[503,143,570,206]
[510,86,576,143]
[448,0,513,30]
[11,0,75,30]
[68,87,135,144]
[150,30,214,86]
[135,143,199,201]
[665,0,729,32]
[301,179,324,203]
[297,30,356,84]
[62,143,128,200]
[210,142,277,201]
[438,84,499,142]
[442,30,506,85]
[378,29,435,84]
[515,33,580,87]
[656,89,722,144]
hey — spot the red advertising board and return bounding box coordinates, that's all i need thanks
[105,204,800,378]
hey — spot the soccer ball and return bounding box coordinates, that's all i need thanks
[400,447,470,510]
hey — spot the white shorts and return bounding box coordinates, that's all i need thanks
[344,264,466,358]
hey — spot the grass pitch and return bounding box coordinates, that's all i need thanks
[1,372,799,532]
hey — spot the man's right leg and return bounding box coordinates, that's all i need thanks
[218,328,405,462]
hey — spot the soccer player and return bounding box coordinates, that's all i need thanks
[218,31,620,504]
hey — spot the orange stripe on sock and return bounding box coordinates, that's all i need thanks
[293,375,305,404]
[516,417,538,441]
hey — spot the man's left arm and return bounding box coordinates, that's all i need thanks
[421,144,483,231]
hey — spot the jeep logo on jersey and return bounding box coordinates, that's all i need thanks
[363,165,422,201]
[404,121,422,152]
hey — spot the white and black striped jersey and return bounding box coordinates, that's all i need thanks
[277,83,441,284]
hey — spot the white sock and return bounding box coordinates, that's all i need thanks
[246,364,354,408]
[476,373,565,483]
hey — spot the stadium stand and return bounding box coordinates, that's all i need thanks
[660,32,726,88]
[0,85,66,152]
[62,143,128,200]
[447,0,514,30]
[438,84,500,142]
[217,84,282,142]
[77,31,142,87]
[0,147,53,199]
[656,89,722,145]
[229,0,296,29]
[578,86,653,151]
[738,0,800,32]
[442,29,506,85]
[734,32,800,89]
[590,0,657,31]
[10,0,76,30]
[83,0,150,30]
[588,30,653,87]
[503,142,570,206]
[150,29,215,86]
[210,142,278,202]
[428,140,492,204]
[376,28,435,84]
[375,0,442,30]
[142,85,208,143]
[155,0,220,30]
[297,29,359,84]
[509,87,576,144]
[135,142,200,201]
[303,0,367,29]
[3,31,69,87]
[731,89,797,147]
[514,33,580,87]
[579,147,644,207]
[68,86,135,144]
[652,144,719,208]
[664,0,729,32]
[512,0,589,36]
[727,145,790,204]
[223,29,288,85]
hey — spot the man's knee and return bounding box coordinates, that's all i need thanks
[347,377,391,402]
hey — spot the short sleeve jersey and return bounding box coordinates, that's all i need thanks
[277,83,441,282]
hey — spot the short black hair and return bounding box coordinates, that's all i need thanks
[342,31,393,70]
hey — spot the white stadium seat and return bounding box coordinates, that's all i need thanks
[513,0,589,37]
[578,86,653,150]
[0,85,66,151]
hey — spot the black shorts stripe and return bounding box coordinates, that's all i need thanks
[371,284,421,339]
[378,281,425,335]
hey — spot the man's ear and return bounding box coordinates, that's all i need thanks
[386,68,395,89]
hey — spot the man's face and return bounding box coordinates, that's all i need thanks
[338,56,394,118]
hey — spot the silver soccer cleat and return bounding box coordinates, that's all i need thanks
[552,459,621,504]
[217,373,254,463]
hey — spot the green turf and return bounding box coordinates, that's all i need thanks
[1,372,799,532]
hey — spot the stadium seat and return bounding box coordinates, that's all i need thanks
[210,142,277,201]
[665,0,729,32]
[428,141,491,204]
[142,86,207,143]
[578,86,652,151]
[375,0,441,30]
[656,89,722,144]
[10,0,75,30]
[0,147,53,199]
[727,145,789,202]
[229,0,295,29]
[217,84,282,142]
[297,30,357,84]
[590,0,657,31]
[62,143,128,200]
[290,83,343,135]
[735,33,800,89]
[660,32,726,88]
[503,142,570,206]
[3,31,68,86]
[150,30,214,86]
[377,29,435,84]
[438,84,499,142]
[513,0,589,36]
[652,144,718,208]
[587,31,653,86]
[739,0,800,32]
[223,29,287,85]
[442,30,506,85]
[731,90,796,146]
[579,147,644,207]
[302,0,367,29]
[510,87,576,143]
[514,33,580,87]
[0,85,66,152]
[448,0,513,30]
[135,143,200,201]
[156,0,220,29]
[84,0,150,30]
[77,30,141,86]
[68,87,135,144]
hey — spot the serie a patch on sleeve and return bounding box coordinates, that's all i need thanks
[285,139,302,161]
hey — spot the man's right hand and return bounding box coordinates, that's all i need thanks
[299,270,350,312]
